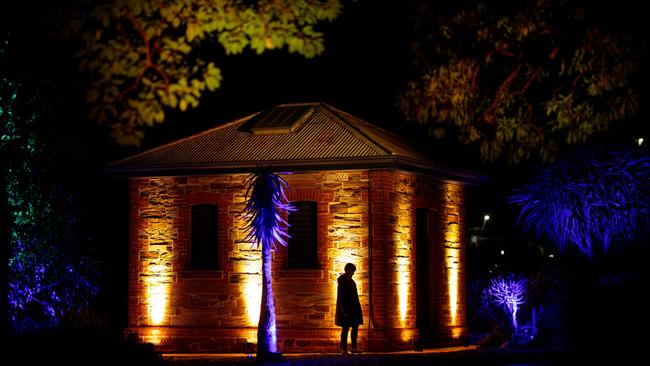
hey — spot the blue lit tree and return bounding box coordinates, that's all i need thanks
[509,148,650,257]
[0,35,16,335]
[242,168,294,360]
[486,276,527,331]
[1,34,99,332]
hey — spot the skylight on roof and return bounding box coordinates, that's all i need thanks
[249,104,314,135]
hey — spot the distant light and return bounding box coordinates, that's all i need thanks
[500,250,505,255]
[548,254,554,258]
[638,138,644,146]
[484,215,491,221]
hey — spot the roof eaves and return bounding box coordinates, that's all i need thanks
[105,155,487,185]
[107,113,259,168]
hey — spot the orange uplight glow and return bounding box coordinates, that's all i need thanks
[145,263,171,326]
[145,328,164,345]
[239,254,262,327]
[443,183,463,329]
[397,256,410,323]
[445,249,460,326]
[451,326,463,339]
[330,248,363,307]
[393,177,414,328]
[400,328,417,342]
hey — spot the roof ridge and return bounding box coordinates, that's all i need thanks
[319,104,394,156]
[108,112,258,167]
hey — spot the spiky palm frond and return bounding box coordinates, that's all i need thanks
[509,148,650,256]
[242,168,295,251]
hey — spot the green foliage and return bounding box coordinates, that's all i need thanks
[398,0,640,164]
[2,36,99,331]
[63,0,343,146]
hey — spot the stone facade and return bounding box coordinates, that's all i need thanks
[127,169,466,353]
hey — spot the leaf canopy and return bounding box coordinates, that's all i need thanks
[398,0,640,164]
[65,0,343,146]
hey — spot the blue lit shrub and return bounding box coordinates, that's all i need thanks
[509,148,650,257]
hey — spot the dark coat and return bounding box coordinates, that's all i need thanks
[335,274,363,327]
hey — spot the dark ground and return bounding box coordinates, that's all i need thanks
[2,327,641,366]
[164,346,632,366]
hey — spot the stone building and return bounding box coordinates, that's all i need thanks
[108,102,482,353]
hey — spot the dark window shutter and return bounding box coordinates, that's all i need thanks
[190,204,218,270]
[288,201,318,269]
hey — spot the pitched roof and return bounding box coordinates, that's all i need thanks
[107,102,482,183]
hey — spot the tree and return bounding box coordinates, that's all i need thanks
[241,169,294,360]
[1,35,17,337]
[397,0,640,164]
[1,34,99,333]
[509,147,650,257]
[58,0,343,146]
[485,276,526,331]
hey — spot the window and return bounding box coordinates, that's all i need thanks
[287,201,318,269]
[190,204,218,270]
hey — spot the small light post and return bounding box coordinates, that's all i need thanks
[481,214,490,234]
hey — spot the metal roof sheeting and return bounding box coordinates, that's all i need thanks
[107,102,484,183]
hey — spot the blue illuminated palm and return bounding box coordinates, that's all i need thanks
[242,168,294,359]
[243,169,294,251]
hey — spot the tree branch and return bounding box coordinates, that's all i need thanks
[483,64,521,124]
[119,8,171,106]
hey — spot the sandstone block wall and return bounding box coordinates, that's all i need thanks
[126,169,466,352]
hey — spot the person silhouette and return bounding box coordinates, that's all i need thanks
[335,263,363,355]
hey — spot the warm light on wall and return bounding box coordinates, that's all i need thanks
[239,254,262,327]
[400,328,417,342]
[145,264,171,326]
[397,256,409,323]
[139,178,176,330]
[445,230,459,243]
[393,175,414,328]
[445,250,460,326]
[147,282,169,325]
[330,247,364,346]
[145,328,164,345]
[231,200,264,330]
[443,183,463,329]
[331,248,362,303]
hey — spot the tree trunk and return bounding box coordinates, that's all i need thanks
[257,243,279,360]
[532,306,538,337]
